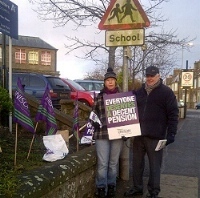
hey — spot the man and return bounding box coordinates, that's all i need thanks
[124,66,179,198]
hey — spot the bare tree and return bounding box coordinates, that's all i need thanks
[29,0,194,80]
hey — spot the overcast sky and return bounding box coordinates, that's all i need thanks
[11,0,200,79]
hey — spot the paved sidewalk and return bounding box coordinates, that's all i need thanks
[115,175,198,198]
[115,109,200,198]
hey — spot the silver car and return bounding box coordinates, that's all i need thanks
[74,79,104,94]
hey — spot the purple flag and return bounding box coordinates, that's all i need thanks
[72,92,80,141]
[13,78,34,133]
[35,85,57,135]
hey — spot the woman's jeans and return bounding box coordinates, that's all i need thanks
[95,139,123,189]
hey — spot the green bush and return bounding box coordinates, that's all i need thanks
[0,87,13,126]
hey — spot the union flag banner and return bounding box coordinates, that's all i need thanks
[13,78,34,133]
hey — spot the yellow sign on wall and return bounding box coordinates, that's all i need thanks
[105,29,144,47]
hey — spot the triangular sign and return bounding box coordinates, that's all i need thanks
[98,0,150,30]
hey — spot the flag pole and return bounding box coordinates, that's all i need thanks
[79,124,86,132]
[76,91,79,151]
[70,124,86,138]
[14,123,18,166]
[76,128,79,151]
[72,91,80,152]
[76,116,79,152]
[27,122,38,160]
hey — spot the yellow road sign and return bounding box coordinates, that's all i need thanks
[99,0,150,30]
[105,29,144,47]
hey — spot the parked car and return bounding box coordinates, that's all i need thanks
[74,79,104,94]
[12,73,71,109]
[62,78,94,107]
[195,103,200,110]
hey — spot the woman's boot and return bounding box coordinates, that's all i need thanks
[97,188,106,198]
[107,185,115,197]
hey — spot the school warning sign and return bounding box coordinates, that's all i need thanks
[103,91,141,140]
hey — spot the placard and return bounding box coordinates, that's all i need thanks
[103,91,141,140]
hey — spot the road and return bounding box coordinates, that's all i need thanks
[115,109,200,198]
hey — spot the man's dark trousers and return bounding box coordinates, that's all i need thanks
[132,136,163,195]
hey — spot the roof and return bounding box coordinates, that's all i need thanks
[0,34,57,50]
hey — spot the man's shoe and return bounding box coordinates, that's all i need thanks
[124,188,143,197]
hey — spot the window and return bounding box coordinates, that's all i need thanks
[79,82,92,90]
[0,47,2,60]
[41,51,51,65]
[15,49,26,64]
[28,51,38,64]
[30,76,45,88]
[175,83,178,91]
[13,74,29,87]
[94,82,104,90]
[198,77,200,88]
[194,79,197,89]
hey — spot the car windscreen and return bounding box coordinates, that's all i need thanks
[12,73,29,87]
[47,77,70,90]
[77,82,93,91]
[67,79,86,91]
[94,82,104,90]
[75,80,104,91]
[30,76,46,88]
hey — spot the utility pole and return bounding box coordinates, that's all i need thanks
[119,46,130,180]
[141,44,147,82]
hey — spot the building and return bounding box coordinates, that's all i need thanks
[166,60,200,109]
[0,34,59,76]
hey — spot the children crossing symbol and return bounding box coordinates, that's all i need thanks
[98,0,150,30]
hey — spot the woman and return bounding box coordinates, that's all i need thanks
[92,67,123,198]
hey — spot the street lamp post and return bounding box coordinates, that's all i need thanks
[181,45,184,68]
[181,42,193,69]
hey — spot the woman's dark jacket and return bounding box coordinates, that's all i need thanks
[92,87,120,140]
[134,80,179,140]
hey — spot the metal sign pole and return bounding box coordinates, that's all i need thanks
[119,46,130,180]
[9,37,13,133]
[184,60,188,118]
[2,34,6,89]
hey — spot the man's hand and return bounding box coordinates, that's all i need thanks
[121,136,129,141]
[166,134,175,146]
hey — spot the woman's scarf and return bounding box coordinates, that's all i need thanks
[103,87,119,94]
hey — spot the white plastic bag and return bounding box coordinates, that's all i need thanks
[43,134,69,162]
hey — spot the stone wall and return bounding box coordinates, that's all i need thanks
[24,94,91,134]
[15,146,97,198]
[12,94,96,197]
